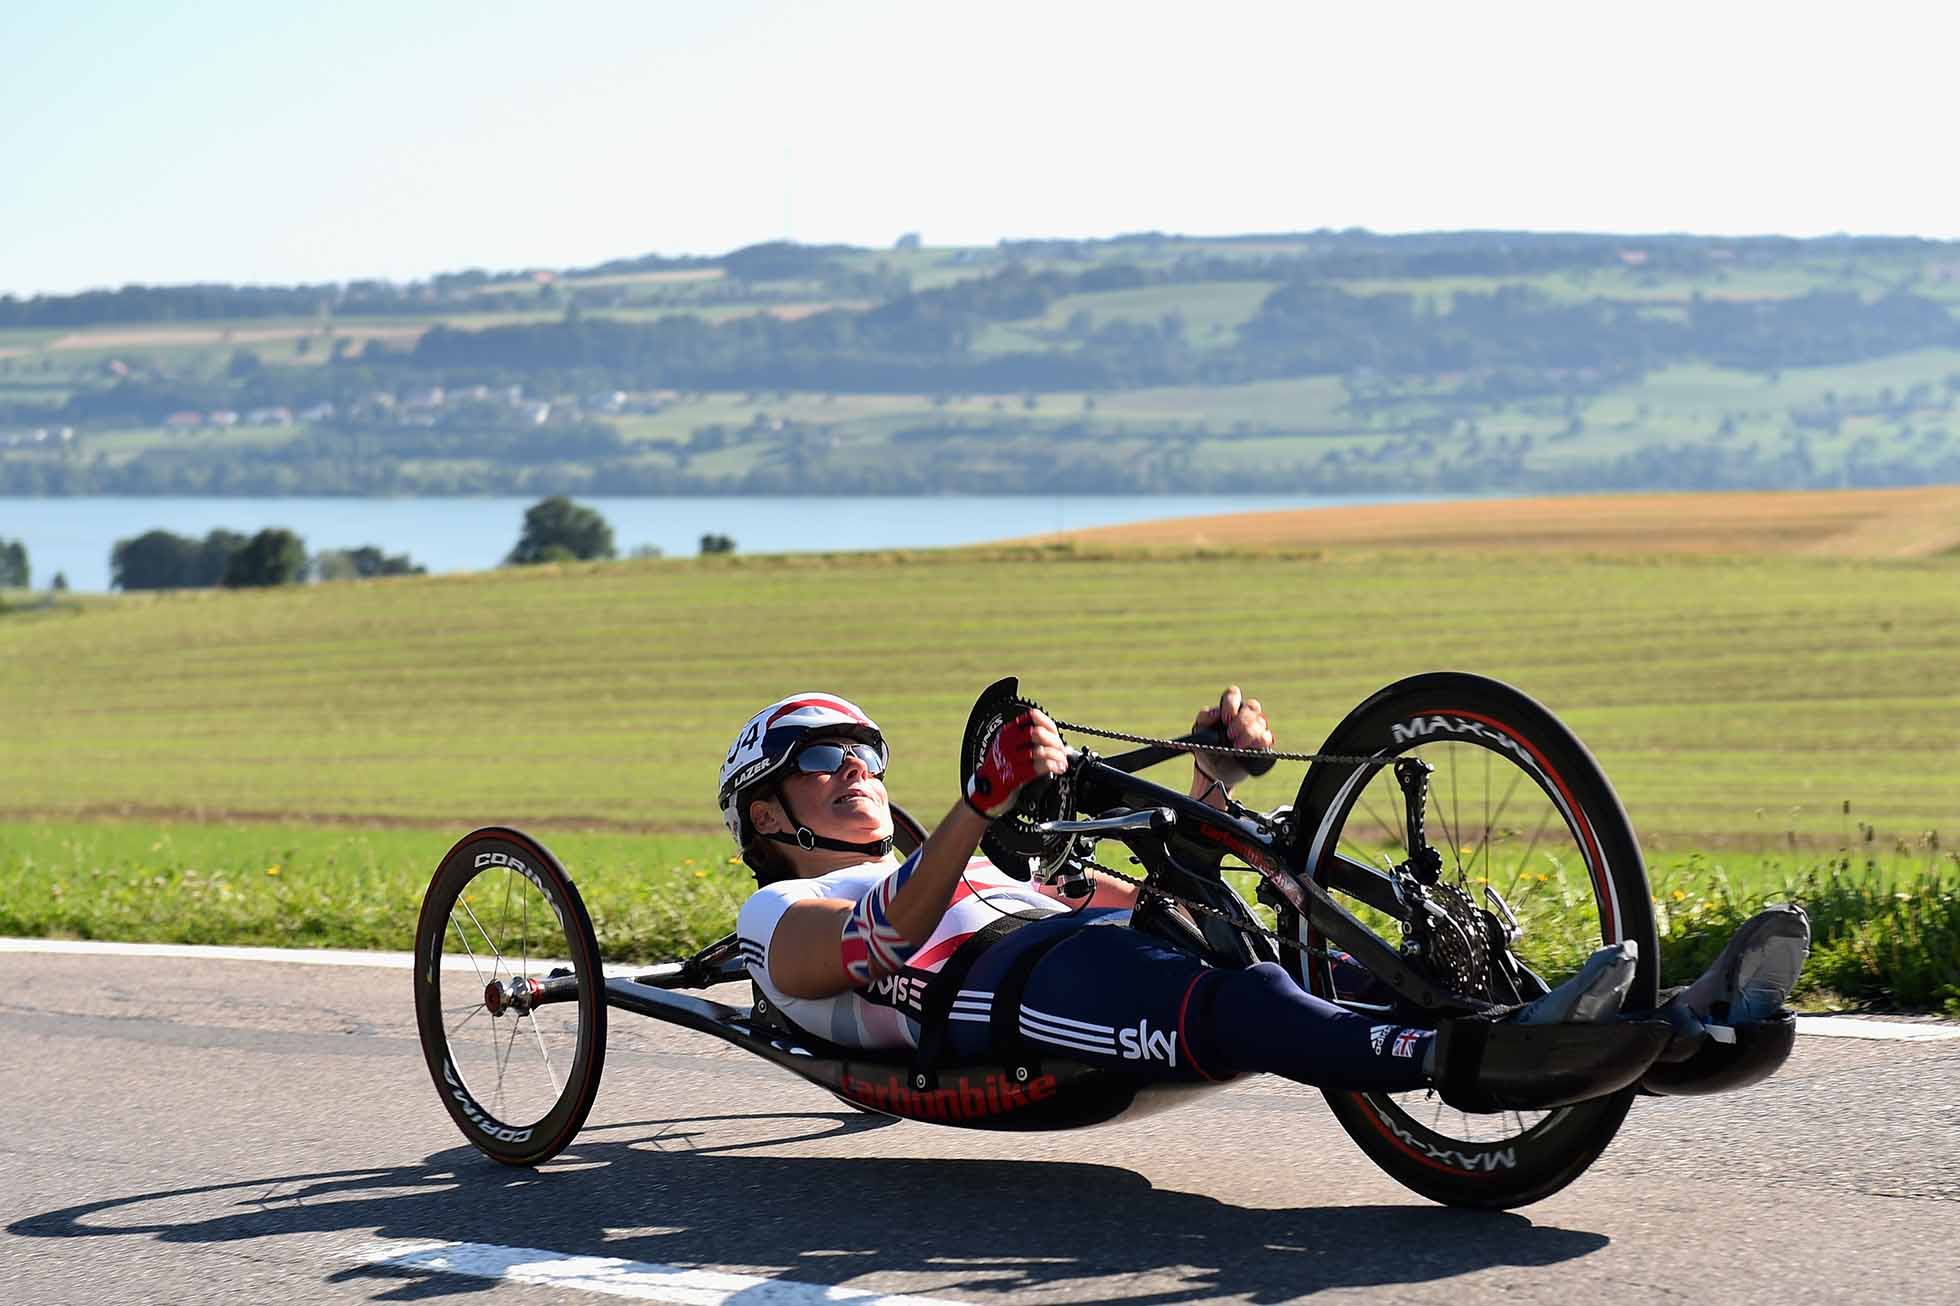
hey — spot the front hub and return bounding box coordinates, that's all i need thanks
[483,976,541,1017]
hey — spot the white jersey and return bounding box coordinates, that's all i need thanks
[737,857,1068,1049]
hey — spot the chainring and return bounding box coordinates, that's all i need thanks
[960,676,1071,880]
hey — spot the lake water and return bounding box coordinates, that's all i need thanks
[0,494,1427,592]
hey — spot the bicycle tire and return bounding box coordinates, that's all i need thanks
[1283,672,1658,1209]
[413,826,607,1166]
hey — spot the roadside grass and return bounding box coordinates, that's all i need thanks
[4,817,1952,1013]
[0,821,744,965]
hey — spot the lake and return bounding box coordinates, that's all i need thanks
[0,494,1429,592]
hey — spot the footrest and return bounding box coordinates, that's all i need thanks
[1436,1017,1672,1113]
[1639,1008,1797,1097]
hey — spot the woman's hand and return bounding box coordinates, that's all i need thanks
[1189,685,1274,801]
[965,708,1069,819]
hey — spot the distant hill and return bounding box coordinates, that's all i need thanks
[4,230,1959,496]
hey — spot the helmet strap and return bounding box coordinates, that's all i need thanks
[765,788,894,859]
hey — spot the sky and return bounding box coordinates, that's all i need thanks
[3,0,1956,296]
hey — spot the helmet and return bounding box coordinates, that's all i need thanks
[719,692,892,871]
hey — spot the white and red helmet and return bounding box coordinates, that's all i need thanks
[718,692,889,855]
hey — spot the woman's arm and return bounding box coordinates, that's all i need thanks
[764,800,995,998]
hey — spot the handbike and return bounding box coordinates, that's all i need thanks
[413,671,1797,1209]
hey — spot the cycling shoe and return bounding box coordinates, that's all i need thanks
[1638,905,1809,1097]
[1667,903,1811,1028]
[1511,941,1639,1025]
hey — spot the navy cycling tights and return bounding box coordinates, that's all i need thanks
[943,910,1434,1091]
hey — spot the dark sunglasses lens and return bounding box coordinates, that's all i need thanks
[796,743,883,776]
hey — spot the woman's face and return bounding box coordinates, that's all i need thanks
[754,735,894,855]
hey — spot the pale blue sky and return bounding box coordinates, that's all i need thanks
[3,1,1952,296]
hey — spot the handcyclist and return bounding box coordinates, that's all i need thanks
[723,690,1810,1099]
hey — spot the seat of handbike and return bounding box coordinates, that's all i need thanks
[740,987,1227,1130]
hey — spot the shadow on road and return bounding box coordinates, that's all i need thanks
[11,1110,1609,1302]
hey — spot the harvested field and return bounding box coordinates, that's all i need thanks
[1021,486,1960,559]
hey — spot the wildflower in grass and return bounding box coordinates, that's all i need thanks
[266,865,281,877]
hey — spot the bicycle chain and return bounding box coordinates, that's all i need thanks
[1035,714,1387,959]
[1050,718,1384,769]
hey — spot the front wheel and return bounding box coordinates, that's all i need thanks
[413,827,607,1166]
[1284,672,1658,1209]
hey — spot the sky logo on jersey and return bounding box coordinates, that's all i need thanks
[1119,1018,1177,1066]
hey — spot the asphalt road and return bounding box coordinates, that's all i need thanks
[3,953,1957,1306]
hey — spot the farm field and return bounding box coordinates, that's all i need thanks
[1025,485,1960,557]
[1,532,1952,844]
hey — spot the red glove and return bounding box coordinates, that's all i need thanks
[965,710,1046,819]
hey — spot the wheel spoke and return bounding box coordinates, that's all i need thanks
[527,1011,562,1097]
[1448,747,1466,877]
[1428,756,1468,877]
[499,866,514,983]
[447,909,488,986]
[1476,764,1530,887]
[458,896,506,980]
[1504,804,1560,906]
[1355,788,1402,859]
[448,1004,486,1038]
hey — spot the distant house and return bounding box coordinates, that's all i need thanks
[402,386,445,409]
[208,410,240,427]
[298,402,336,422]
[164,411,203,430]
[246,407,293,426]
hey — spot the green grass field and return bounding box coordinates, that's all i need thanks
[4,547,1952,839]
[2,540,1955,1006]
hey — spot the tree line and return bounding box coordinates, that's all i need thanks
[109,527,424,591]
[13,229,1953,329]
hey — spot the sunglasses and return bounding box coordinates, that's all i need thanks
[791,741,887,778]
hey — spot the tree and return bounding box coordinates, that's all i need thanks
[50,571,67,592]
[507,496,615,565]
[0,538,27,588]
[222,528,307,587]
[315,545,426,580]
[112,529,199,590]
[699,533,736,555]
[194,529,246,586]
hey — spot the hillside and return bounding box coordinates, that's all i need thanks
[4,231,1960,496]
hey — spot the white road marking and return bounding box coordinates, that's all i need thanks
[356,1239,973,1306]
[2,937,1954,1040]
[1791,1014,1960,1041]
